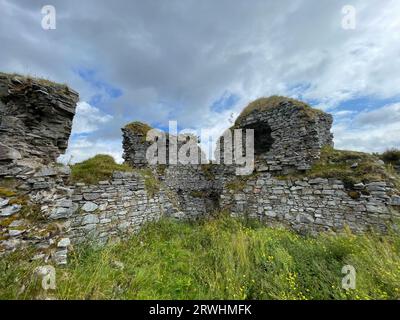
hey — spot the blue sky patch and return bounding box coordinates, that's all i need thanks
[337,95,400,113]
[211,92,240,113]
[75,67,123,107]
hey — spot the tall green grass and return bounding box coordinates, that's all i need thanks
[1,216,399,300]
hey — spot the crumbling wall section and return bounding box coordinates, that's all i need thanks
[234,98,333,174]
[0,73,79,176]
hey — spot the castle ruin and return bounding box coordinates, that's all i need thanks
[0,73,399,264]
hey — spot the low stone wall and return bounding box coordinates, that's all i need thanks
[221,174,400,233]
[68,172,178,245]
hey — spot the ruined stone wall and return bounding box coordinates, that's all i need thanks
[1,73,399,265]
[67,171,178,245]
[0,165,74,263]
[0,169,181,263]
[157,165,220,219]
[234,99,333,174]
[122,127,151,168]
[0,73,79,263]
[0,73,79,176]
[221,174,400,234]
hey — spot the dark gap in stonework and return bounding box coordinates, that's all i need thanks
[244,122,274,154]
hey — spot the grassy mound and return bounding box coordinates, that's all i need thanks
[235,96,325,126]
[1,216,399,300]
[70,154,132,185]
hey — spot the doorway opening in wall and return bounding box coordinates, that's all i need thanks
[244,122,274,154]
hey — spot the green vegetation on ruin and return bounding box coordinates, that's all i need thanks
[200,163,215,181]
[156,164,167,176]
[225,179,249,192]
[70,154,132,185]
[380,148,400,165]
[225,173,259,192]
[0,72,69,92]
[235,95,325,126]
[138,168,160,198]
[0,184,46,224]
[278,146,400,190]
[124,121,152,139]
[1,215,399,300]
[189,190,208,198]
[0,187,16,198]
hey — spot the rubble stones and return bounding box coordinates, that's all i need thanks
[0,204,21,216]
[0,198,9,207]
[81,202,98,212]
[57,238,71,248]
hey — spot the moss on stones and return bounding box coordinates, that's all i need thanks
[0,71,69,92]
[225,173,258,192]
[0,187,16,198]
[380,149,400,164]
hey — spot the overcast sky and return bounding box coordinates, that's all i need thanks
[1,0,399,163]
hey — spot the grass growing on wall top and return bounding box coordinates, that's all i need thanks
[124,121,152,136]
[278,146,400,190]
[70,154,132,185]
[308,146,389,184]
[235,95,325,125]
[0,72,70,91]
[1,215,399,300]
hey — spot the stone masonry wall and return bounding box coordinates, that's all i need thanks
[68,171,178,245]
[1,73,399,266]
[0,73,79,264]
[234,99,333,174]
[157,165,219,219]
[221,173,400,234]
[0,73,79,174]
[122,127,151,168]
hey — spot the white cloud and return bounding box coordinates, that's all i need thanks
[1,0,400,161]
[58,138,123,164]
[71,101,113,135]
[356,103,400,126]
[57,101,119,164]
[333,102,400,152]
